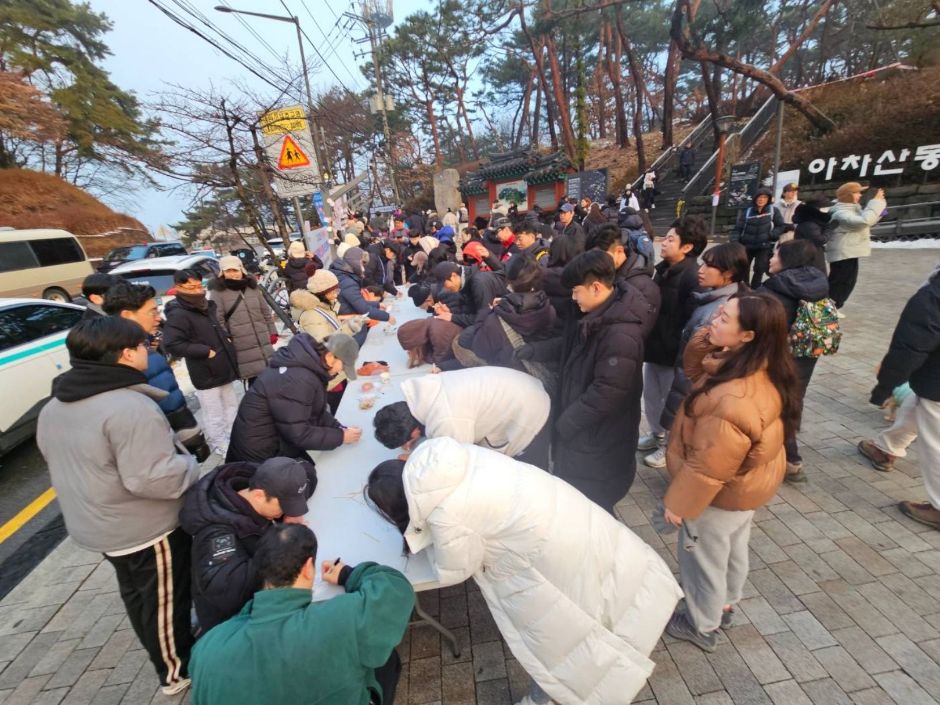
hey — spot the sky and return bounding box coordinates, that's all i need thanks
[87,0,425,235]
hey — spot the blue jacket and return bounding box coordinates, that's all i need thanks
[147,347,185,413]
[330,261,389,322]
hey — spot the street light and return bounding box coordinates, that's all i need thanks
[215,4,332,232]
[213,5,326,182]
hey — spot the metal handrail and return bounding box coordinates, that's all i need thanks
[630,114,730,191]
[681,96,777,201]
[882,200,940,212]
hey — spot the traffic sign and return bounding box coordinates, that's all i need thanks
[277,136,311,170]
[260,104,321,197]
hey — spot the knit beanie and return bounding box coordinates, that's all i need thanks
[287,241,306,258]
[307,269,339,294]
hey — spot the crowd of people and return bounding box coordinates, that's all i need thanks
[35,177,939,705]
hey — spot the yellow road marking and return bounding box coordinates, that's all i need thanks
[0,487,57,544]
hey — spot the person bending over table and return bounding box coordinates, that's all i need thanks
[373,366,551,470]
[226,332,363,463]
[364,438,682,705]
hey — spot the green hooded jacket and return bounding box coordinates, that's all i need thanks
[190,562,415,705]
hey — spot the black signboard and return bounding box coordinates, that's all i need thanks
[567,169,608,203]
[726,162,762,208]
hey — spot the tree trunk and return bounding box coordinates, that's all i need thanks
[519,17,559,150]
[248,124,290,240]
[616,13,648,170]
[516,70,534,149]
[532,78,542,147]
[661,38,682,149]
[544,34,578,160]
[605,23,629,148]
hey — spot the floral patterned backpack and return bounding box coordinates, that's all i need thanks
[789,298,842,358]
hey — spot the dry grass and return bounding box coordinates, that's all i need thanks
[585,123,697,192]
[751,65,940,179]
[0,168,149,256]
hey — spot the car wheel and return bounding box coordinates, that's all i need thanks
[43,287,71,302]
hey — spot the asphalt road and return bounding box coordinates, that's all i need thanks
[0,440,66,600]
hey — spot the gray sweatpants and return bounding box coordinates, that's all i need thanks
[643,362,675,435]
[678,506,755,633]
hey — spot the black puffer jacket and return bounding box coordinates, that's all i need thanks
[644,256,699,366]
[179,462,269,632]
[226,334,344,463]
[464,291,557,370]
[732,200,786,250]
[179,460,318,632]
[284,256,316,292]
[365,242,399,295]
[162,295,238,390]
[549,221,586,267]
[872,269,940,404]
[760,265,830,327]
[447,266,508,328]
[552,280,646,512]
[616,254,660,339]
[793,202,831,273]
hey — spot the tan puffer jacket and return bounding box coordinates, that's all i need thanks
[664,327,786,519]
[289,289,361,390]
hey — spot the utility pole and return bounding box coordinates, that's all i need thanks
[345,1,400,204]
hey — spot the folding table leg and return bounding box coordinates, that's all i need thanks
[411,601,461,657]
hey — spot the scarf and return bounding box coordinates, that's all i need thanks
[176,291,209,312]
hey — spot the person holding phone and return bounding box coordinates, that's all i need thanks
[826,183,886,311]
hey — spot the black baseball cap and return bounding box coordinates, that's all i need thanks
[251,457,314,517]
[432,262,460,282]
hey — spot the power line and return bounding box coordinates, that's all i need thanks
[217,0,287,66]
[279,0,365,91]
[148,0,290,93]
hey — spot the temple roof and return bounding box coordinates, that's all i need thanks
[460,149,573,195]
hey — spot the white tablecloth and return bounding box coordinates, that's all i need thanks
[305,292,440,601]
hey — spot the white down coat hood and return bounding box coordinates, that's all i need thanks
[401,367,550,458]
[403,438,683,705]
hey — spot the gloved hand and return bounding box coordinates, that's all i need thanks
[514,344,535,361]
[270,333,279,345]
[345,317,364,334]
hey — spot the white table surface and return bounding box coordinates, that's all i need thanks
[305,291,440,601]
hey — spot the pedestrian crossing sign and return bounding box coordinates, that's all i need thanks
[277,135,311,170]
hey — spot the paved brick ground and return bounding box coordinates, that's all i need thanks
[2,248,939,705]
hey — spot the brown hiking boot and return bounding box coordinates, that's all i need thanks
[858,440,896,472]
[898,501,940,531]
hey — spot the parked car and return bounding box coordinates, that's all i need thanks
[0,228,94,302]
[0,298,85,454]
[109,254,220,311]
[98,241,188,272]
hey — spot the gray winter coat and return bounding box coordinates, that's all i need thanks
[208,279,276,380]
[37,384,200,553]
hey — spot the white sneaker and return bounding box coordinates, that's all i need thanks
[836,310,846,319]
[515,696,556,705]
[637,433,664,451]
[161,678,191,696]
[644,445,668,468]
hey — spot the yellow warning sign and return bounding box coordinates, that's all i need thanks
[260,106,308,136]
[277,135,311,170]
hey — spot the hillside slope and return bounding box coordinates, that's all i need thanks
[0,169,149,257]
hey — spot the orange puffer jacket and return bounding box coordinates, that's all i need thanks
[664,327,786,519]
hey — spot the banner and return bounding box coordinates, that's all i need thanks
[304,226,333,269]
[727,162,762,209]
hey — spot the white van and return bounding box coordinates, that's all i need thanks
[0,298,84,454]
[0,228,94,301]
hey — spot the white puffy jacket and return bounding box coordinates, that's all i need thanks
[401,367,550,457]
[826,197,885,263]
[403,438,682,705]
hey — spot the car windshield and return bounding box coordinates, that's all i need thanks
[117,270,177,296]
[106,245,149,261]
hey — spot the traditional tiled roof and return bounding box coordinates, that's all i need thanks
[460,149,572,195]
